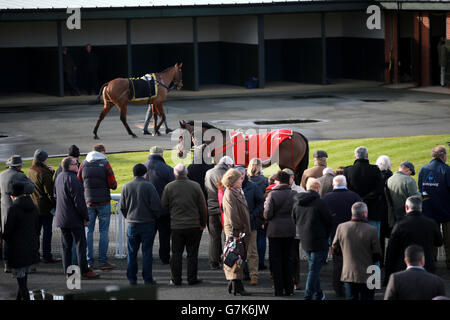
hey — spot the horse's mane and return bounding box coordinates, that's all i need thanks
[185,120,225,133]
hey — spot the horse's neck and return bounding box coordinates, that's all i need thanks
[159,69,174,85]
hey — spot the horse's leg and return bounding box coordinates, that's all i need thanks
[160,103,173,134]
[152,104,160,136]
[119,103,138,138]
[142,103,153,135]
[93,101,113,140]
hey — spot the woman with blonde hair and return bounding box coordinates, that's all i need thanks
[247,158,269,270]
[221,169,251,296]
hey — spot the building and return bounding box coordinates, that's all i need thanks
[0,0,448,96]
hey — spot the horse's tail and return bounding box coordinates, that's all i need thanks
[89,82,108,105]
[294,132,309,186]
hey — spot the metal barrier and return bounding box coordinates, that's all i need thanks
[111,194,127,259]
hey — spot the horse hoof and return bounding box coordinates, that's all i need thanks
[166,128,174,134]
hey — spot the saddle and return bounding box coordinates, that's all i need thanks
[128,73,158,102]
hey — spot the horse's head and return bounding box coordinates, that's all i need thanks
[173,62,183,90]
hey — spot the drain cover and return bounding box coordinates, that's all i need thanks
[254,119,321,125]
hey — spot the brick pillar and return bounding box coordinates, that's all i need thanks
[447,12,450,39]
[413,12,420,84]
[385,12,392,83]
[421,12,430,86]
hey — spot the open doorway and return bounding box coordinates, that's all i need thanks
[430,13,446,86]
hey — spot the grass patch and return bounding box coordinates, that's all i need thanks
[2,134,449,194]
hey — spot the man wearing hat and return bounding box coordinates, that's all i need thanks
[386,161,421,229]
[0,155,35,272]
[144,146,174,265]
[28,149,60,263]
[300,150,328,190]
[282,168,305,193]
[120,164,161,285]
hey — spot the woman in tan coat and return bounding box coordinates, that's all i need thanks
[221,169,251,296]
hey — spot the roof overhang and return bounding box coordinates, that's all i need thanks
[377,1,450,11]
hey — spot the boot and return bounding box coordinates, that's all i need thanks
[233,280,251,296]
[227,280,233,294]
[17,275,30,300]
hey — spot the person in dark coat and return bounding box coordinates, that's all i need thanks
[62,47,80,96]
[263,170,297,296]
[28,149,60,264]
[144,146,174,265]
[375,155,393,266]
[247,158,269,271]
[317,167,334,198]
[187,146,214,201]
[344,146,383,236]
[204,156,234,269]
[120,164,161,285]
[322,175,361,297]
[2,182,39,300]
[236,166,265,285]
[384,245,446,300]
[54,157,99,279]
[81,44,99,95]
[384,196,443,286]
[54,144,81,182]
[292,178,332,300]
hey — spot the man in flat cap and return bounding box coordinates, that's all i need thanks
[0,155,35,272]
[300,150,328,190]
[144,146,174,265]
[387,160,420,229]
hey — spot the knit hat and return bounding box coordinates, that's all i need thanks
[401,161,415,176]
[9,182,24,196]
[34,149,48,162]
[273,170,291,184]
[133,163,147,177]
[68,145,80,158]
[221,169,243,188]
[149,146,164,154]
[6,155,23,167]
[282,168,295,176]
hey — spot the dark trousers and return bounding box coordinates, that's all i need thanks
[85,70,98,94]
[332,254,344,296]
[345,282,375,300]
[156,215,171,264]
[291,239,301,285]
[38,215,54,260]
[208,214,223,267]
[60,227,89,274]
[257,227,267,266]
[269,237,294,296]
[2,240,8,263]
[170,228,203,284]
[64,71,79,95]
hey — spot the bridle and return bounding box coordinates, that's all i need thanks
[157,67,183,92]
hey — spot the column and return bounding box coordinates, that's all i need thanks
[126,19,132,77]
[321,12,327,85]
[257,15,265,88]
[57,20,64,97]
[420,12,430,86]
[193,17,199,91]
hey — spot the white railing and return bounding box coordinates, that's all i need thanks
[110,193,127,259]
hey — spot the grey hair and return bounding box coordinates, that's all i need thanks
[174,163,187,176]
[218,156,234,166]
[235,166,246,176]
[354,146,368,160]
[406,196,422,212]
[351,202,368,219]
[322,167,334,176]
[376,155,391,171]
[333,175,347,187]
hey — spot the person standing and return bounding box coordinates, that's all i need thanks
[418,145,450,269]
[221,169,251,296]
[300,150,328,190]
[82,44,99,95]
[263,170,297,296]
[62,47,80,96]
[247,158,269,271]
[0,155,35,273]
[187,146,214,201]
[282,168,305,193]
[438,35,447,87]
[317,167,335,198]
[78,144,117,270]
[54,157,99,279]
[292,178,332,300]
[322,175,361,297]
[2,182,40,300]
[144,146,174,265]
[344,146,383,236]
[55,145,81,181]
[236,166,265,286]
[384,245,446,300]
[384,196,443,286]
[120,164,161,285]
[162,164,207,286]
[387,161,420,227]
[331,202,382,300]
[204,156,234,270]
[28,149,60,263]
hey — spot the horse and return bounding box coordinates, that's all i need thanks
[92,63,183,139]
[178,120,309,185]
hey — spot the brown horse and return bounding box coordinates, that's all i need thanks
[92,63,183,139]
[178,120,309,184]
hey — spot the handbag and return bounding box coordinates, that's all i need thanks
[222,232,246,271]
